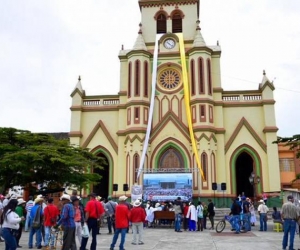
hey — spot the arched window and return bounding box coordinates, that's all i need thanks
[211,153,216,183]
[134,60,140,96]
[201,153,208,181]
[207,59,212,95]
[157,14,167,34]
[172,12,182,33]
[190,59,195,95]
[144,61,148,97]
[133,154,140,183]
[198,57,205,94]
[128,62,132,98]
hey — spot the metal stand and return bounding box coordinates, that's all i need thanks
[222,190,225,207]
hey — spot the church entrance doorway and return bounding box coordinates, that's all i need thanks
[93,153,109,199]
[235,152,254,197]
[158,147,184,169]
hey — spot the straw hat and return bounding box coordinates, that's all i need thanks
[34,197,44,204]
[133,200,142,207]
[17,198,26,205]
[60,194,71,201]
[119,195,128,201]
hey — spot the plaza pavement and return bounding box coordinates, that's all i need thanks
[11,221,300,250]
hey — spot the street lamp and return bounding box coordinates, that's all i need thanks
[248,172,260,206]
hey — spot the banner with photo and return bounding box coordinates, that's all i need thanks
[131,184,143,201]
[143,173,192,201]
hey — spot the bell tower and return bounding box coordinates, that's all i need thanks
[138,0,199,43]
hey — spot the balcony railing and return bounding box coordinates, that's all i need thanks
[222,94,262,102]
[82,98,119,106]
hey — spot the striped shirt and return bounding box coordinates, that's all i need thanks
[281,201,299,220]
[26,200,34,213]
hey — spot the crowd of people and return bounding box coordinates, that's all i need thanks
[2,192,300,250]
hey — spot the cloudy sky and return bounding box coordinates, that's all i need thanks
[0,0,299,137]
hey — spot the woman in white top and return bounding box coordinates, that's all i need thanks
[0,199,23,250]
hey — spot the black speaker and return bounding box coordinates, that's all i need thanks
[221,183,226,191]
[123,184,129,192]
[212,182,217,191]
[113,184,118,192]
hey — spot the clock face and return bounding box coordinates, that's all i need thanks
[164,39,175,49]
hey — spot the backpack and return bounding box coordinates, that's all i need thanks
[32,206,42,229]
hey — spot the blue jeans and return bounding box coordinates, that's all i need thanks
[175,214,182,231]
[1,227,18,250]
[229,215,240,232]
[110,228,127,250]
[44,226,55,247]
[282,219,296,250]
[80,218,98,250]
[107,216,115,233]
[25,213,31,231]
[28,227,42,248]
[241,213,251,231]
[259,213,267,231]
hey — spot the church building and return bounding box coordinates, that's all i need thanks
[69,0,281,205]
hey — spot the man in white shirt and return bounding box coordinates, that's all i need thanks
[257,199,269,231]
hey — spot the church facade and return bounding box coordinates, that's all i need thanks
[69,0,280,205]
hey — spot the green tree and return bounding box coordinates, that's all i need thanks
[0,127,105,194]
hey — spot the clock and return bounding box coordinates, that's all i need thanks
[164,39,176,49]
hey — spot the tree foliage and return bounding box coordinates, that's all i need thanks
[274,134,300,158]
[0,127,105,194]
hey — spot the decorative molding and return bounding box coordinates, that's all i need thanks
[124,135,145,145]
[225,117,267,153]
[82,120,118,154]
[150,110,190,143]
[263,126,279,133]
[68,131,83,138]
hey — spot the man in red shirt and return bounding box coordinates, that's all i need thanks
[110,196,130,250]
[129,199,146,245]
[80,193,105,250]
[43,198,60,249]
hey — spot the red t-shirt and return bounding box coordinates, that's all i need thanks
[44,204,60,226]
[183,206,189,217]
[115,204,130,229]
[129,206,146,223]
[85,199,105,219]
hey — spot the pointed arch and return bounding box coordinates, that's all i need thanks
[144,61,149,97]
[211,152,216,183]
[128,62,132,98]
[171,10,184,33]
[190,59,195,96]
[198,57,205,94]
[207,58,212,95]
[126,154,130,186]
[133,153,140,183]
[230,144,262,195]
[201,152,208,189]
[155,11,167,34]
[134,60,140,96]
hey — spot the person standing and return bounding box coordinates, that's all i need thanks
[105,196,117,235]
[56,194,76,250]
[173,197,183,232]
[15,198,26,247]
[71,196,84,246]
[25,196,34,232]
[257,199,269,231]
[0,199,24,250]
[80,193,105,250]
[183,202,189,231]
[207,199,215,230]
[186,202,197,231]
[281,195,299,250]
[44,197,60,249]
[202,202,208,229]
[28,196,44,249]
[129,199,146,245]
[110,196,130,250]
[196,201,204,231]
[229,198,242,234]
